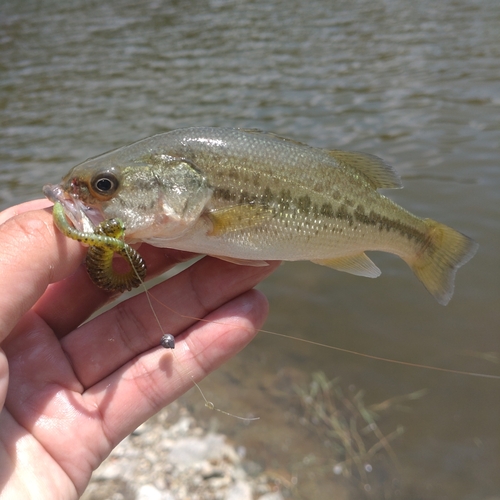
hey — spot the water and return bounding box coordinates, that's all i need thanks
[1,0,499,497]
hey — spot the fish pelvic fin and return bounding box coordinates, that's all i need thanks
[405,219,479,306]
[312,253,381,278]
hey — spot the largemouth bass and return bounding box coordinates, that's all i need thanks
[43,127,478,305]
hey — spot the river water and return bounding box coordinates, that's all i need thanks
[1,0,499,498]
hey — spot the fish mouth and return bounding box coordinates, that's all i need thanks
[43,183,103,233]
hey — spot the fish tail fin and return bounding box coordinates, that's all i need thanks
[405,219,478,305]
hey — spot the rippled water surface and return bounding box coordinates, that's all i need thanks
[1,0,499,498]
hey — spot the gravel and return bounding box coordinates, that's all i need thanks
[80,403,287,500]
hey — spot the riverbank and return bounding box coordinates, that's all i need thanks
[81,402,293,500]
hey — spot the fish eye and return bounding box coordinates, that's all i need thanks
[90,173,119,198]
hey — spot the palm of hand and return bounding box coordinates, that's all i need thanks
[0,201,278,499]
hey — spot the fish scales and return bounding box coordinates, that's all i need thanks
[43,127,478,305]
[135,128,427,259]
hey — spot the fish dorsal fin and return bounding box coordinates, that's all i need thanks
[312,253,381,278]
[327,150,403,189]
[240,128,312,148]
[206,204,274,236]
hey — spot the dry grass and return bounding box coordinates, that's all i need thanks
[294,372,427,494]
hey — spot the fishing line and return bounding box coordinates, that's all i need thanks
[125,246,260,421]
[143,282,500,381]
[54,205,260,418]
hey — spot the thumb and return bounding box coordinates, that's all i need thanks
[0,206,87,341]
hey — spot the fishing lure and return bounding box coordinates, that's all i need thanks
[52,201,146,292]
[52,202,176,349]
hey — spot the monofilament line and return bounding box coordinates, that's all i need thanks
[125,246,260,421]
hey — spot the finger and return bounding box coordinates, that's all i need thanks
[62,257,280,388]
[32,245,198,337]
[0,199,53,225]
[0,202,197,339]
[83,288,268,445]
[0,208,87,342]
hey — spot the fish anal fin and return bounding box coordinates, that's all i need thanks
[312,253,381,278]
[327,150,403,189]
[207,204,273,236]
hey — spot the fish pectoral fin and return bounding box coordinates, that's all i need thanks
[312,253,381,278]
[213,255,270,267]
[327,150,403,189]
[206,204,273,236]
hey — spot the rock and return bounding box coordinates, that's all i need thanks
[82,404,288,500]
[137,485,174,500]
[258,492,285,500]
[224,480,253,500]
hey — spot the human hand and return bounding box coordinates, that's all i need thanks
[0,200,279,499]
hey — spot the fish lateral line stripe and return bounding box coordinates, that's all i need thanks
[212,187,424,242]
